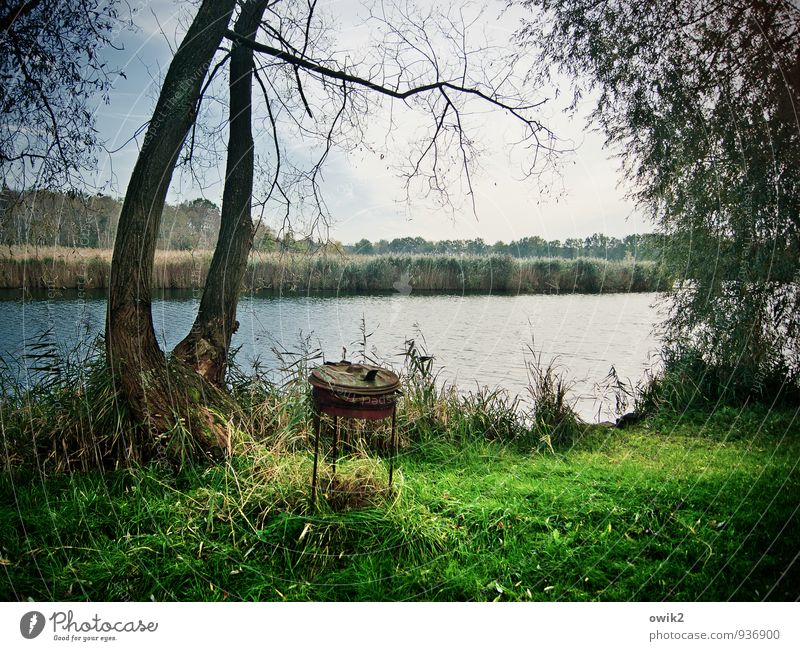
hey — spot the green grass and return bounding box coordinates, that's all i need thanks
[2,405,797,601]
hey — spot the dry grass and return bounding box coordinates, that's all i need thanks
[0,246,214,291]
[0,246,670,293]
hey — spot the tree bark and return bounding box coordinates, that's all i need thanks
[174,0,269,386]
[105,0,236,459]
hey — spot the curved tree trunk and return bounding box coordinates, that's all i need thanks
[105,0,237,460]
[174,0,269,386]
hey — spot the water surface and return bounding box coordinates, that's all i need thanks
[0,289,664,420]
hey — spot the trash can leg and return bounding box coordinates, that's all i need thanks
[332,415,339,478]
[389,404,397,490]
[311,410,321,509]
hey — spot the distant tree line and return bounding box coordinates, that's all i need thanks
[0,189,227,250]
[346,233,664,261]
[0,189,662,260]
[0,189,344,254]
[0,189,276,252]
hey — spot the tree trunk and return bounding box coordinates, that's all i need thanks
[105,0,236,460]
[174,0,269,386]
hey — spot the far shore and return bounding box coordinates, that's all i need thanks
[0,246,670,294]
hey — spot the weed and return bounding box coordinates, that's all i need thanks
[525,344,583,449]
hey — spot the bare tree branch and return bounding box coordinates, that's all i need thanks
[224,31,551,124]
[1,0,130,192]
[294,65,314,118]
[253,65,290,225]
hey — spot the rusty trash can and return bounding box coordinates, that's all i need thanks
[309,362,401,506]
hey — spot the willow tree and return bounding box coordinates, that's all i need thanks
[172,0,269,386]
[107,0,556,461]
[517,0,800,403]
[106,0,239,458]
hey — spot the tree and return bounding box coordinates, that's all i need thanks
[173,0,269,386]
[159,198,221,251]
[106,0,239,455]
[353,238,374,255]
[563,237,582,259]
[105,0,556,461]
[517,0,800,400]
[463,238,486,256]
[583,233,609,259]
[0,0,127,191]
[492,240,510,256]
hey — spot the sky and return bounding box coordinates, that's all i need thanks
[93,0,647,245]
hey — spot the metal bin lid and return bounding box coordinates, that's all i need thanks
[309,362,400,396]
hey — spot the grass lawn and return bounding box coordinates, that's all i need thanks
[1,406,798,601]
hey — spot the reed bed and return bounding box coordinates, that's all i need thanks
[0,247,670,293]
[0,246,211,292]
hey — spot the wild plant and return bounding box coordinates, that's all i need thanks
[525,343,582,449]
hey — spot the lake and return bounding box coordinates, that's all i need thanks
[0,290,664,421]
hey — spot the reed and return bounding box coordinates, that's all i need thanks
[0,246,212,292]
[0,247,671,293]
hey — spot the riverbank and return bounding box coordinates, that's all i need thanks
[0,247,669,293]
[0,348,796,600]
[1,407,797,601]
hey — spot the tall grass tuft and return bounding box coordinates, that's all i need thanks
[0,332,144,475]
[395,333,523,448]
[452,386,523,445]
[525,345,583,449]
